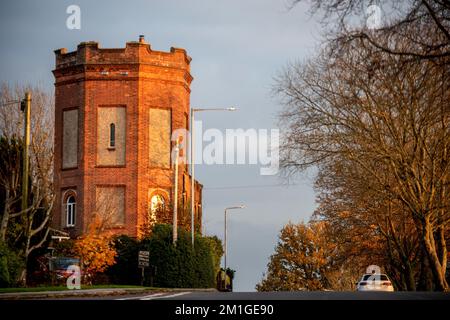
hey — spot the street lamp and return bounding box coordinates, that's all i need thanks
[224,205,245,273]
[172,137,181,245]
[190,106,237,247]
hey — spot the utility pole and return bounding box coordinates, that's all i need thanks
[21,92,31,212]
[173,138,180,244]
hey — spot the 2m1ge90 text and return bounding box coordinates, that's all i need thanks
[175,304,274,317]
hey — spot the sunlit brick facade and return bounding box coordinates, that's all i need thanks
[52,37,202,238]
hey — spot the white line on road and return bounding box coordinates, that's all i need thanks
[142,292,191,300]
[116,293,166,300]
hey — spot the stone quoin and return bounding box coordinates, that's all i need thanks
[52,36,202,238]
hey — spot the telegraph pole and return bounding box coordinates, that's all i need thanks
[21,92,31,212]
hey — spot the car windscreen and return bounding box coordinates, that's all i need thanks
[52,257,80,270]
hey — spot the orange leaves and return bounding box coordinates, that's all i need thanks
[73,216,117,280]
[74,235,116,275]
[257,221,336,291]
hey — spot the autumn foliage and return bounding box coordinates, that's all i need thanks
[72,217,117,283]
[273,6,449,289]
[257,221,336,291]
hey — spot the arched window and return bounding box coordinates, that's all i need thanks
[66,196,76,227]
[149,194,166,224]
[109,123,115,148]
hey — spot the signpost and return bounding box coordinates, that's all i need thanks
[138,251,150,286]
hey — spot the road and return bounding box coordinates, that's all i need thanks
[7,290,445,319]
[54,290,450,300]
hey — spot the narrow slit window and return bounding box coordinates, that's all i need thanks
[109,123,115,148]
[66,196,76,227]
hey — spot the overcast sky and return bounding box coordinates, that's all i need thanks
[0,0,322,291]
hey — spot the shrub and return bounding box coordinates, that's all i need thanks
[0,240,24,287]
[141,224,220,288]
[105,224,223,288]
[106,235,140,285]
[203,235,224,275]
[73,234,116,284]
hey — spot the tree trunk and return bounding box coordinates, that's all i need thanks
[418,248,433,291]
[404,261,416,291]
[18,265,27,287]
[0,211,9,242]
[0,190,10,241]
[423,222,449,291]
[436,225,447,281]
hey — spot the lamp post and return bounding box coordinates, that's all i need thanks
[172,137,181,244]
[190,107,237,247]
[224,205,244,273]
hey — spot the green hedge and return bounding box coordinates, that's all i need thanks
[107,224,223,288]
[106,235,140,285]
[0,240,24,287]
[142,224,218,288]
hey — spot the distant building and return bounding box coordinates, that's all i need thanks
[52,36,202,238]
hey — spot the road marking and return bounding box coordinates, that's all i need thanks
[116,293,165,300]
[142,292,191,300]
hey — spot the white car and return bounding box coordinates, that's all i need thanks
[356,273,394,292]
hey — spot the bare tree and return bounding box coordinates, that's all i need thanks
[277,34,449,290]
[291,0,450,61]
[0,83,55,284]
[0,137,28,241]
[313,157,421,290]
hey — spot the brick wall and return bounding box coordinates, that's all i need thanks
[52,37,202,238]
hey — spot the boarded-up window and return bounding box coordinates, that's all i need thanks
[62,109,78,169]
[97,106,126,166]
[149,108,171,168]
[95,186,125,226]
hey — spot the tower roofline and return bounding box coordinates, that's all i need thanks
[54,37,192,70]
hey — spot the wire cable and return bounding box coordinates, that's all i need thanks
[204,183,298,190]
[0,100,20,107]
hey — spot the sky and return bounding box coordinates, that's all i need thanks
[0,0,322,291]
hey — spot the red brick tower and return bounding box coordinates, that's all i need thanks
[52,37,202,238]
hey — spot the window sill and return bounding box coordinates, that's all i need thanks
[61,166,78,171]
[107,147,116,151]
[95,165,126,168]
[148,166,171,171]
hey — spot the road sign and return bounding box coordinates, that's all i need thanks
[138,250,150,268]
